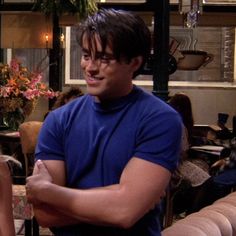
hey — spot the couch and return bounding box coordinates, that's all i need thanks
[162,191,236,236]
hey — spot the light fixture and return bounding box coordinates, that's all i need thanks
[45,33,49,49]
[60,33,65,43]
[179,0,203,28]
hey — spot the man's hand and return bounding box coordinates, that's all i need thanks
[26,160,53,205]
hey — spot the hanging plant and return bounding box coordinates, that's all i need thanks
[32,0,98,19]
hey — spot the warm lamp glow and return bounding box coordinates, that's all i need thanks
[45,33,49,49]
[45,34,49,42]
[60,33,65,45]
[60,33,65,43]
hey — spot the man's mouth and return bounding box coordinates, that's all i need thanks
[87,76,103,81]
[86,76,104,86]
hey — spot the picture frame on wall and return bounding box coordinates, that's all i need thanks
[203,0,236,5]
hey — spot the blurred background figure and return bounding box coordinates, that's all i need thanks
[168,93,236,216]
[168,92,210,215]
[51,86,83,110]
[168,92,194,147]
[168,92,208,168]
[44,86,83,119]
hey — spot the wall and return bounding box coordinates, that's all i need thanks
[58,82,236,129]
[25,98,48,122]
[138,83,236,128]
[25,25,236,128]
[169,84,236,128]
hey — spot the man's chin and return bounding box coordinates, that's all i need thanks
[86,86,102,96]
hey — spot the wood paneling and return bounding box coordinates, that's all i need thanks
[1,12,52,48]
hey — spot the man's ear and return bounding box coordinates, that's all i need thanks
[130,56,143,72]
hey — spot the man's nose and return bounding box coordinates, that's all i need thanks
[86,59,100,70]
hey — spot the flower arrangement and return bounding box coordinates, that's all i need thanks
[0,58,58,130]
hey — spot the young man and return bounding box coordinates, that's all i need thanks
[26,8,182,236]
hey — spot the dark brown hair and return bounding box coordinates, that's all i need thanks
[52,87,83,109]
[77,8,151,77]
[169,93,194,142]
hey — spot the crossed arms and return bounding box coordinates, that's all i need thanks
[26,157,171,229]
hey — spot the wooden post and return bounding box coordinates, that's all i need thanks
[49,13,62,109]
[152,0,170,101]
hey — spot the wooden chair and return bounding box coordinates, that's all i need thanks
[162,178,190,228]
[18,121,43,177]
[162,186,174,228]
[12,121,43,236]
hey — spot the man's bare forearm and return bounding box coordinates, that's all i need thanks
[33,204,79,228]
[27,158,170,228]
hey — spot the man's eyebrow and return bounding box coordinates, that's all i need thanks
[95,51,114,56]
[81,48,90,53]
[81,48,114,57]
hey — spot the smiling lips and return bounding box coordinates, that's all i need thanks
[86,76,103,85]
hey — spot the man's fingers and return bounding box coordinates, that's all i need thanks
[35,160,48,174]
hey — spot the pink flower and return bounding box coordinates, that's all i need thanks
[10,59,20,72]
[0,87,11,97]
[23,89,41,100]
[43,90,59,99]
[0,57,58,116]
[28,73,43,88]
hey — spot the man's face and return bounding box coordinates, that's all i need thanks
[80,34,140,102]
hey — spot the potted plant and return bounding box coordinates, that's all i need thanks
[32,0,98,20]
[0,58,58,130]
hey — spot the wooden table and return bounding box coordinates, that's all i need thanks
[0,130,20,143]
[190,145,224,167]
[191,145,224,156]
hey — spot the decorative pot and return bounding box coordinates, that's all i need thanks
[0,98,37,131]
[1,110,25,131]
[177,50,214,70]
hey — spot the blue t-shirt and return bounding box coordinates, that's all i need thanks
[36,85,182,236]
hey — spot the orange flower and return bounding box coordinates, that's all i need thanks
[0,58,58,115]
[7,78,17,87]
[18,75,30,85]
[38,83,47,90]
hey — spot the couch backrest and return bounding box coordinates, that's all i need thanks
[162,191,236,236]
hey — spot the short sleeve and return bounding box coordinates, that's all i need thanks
[35,110,65,161]
[134,110,182,172]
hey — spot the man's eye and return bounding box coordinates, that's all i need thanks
[82,53,90,60]
[100,56,110,63]
[99,55,115,63]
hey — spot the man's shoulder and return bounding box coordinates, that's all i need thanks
[136,87,179,116]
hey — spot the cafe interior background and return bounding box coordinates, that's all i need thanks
[0,0,236,129]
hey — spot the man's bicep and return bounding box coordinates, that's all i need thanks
[119,157,171,211]
[33,160,66,186]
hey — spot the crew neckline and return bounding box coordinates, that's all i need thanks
[92,85,140,113]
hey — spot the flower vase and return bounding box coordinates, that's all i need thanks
[2,109,25,131]
[0,98,37,131]
[0,58,58,126]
